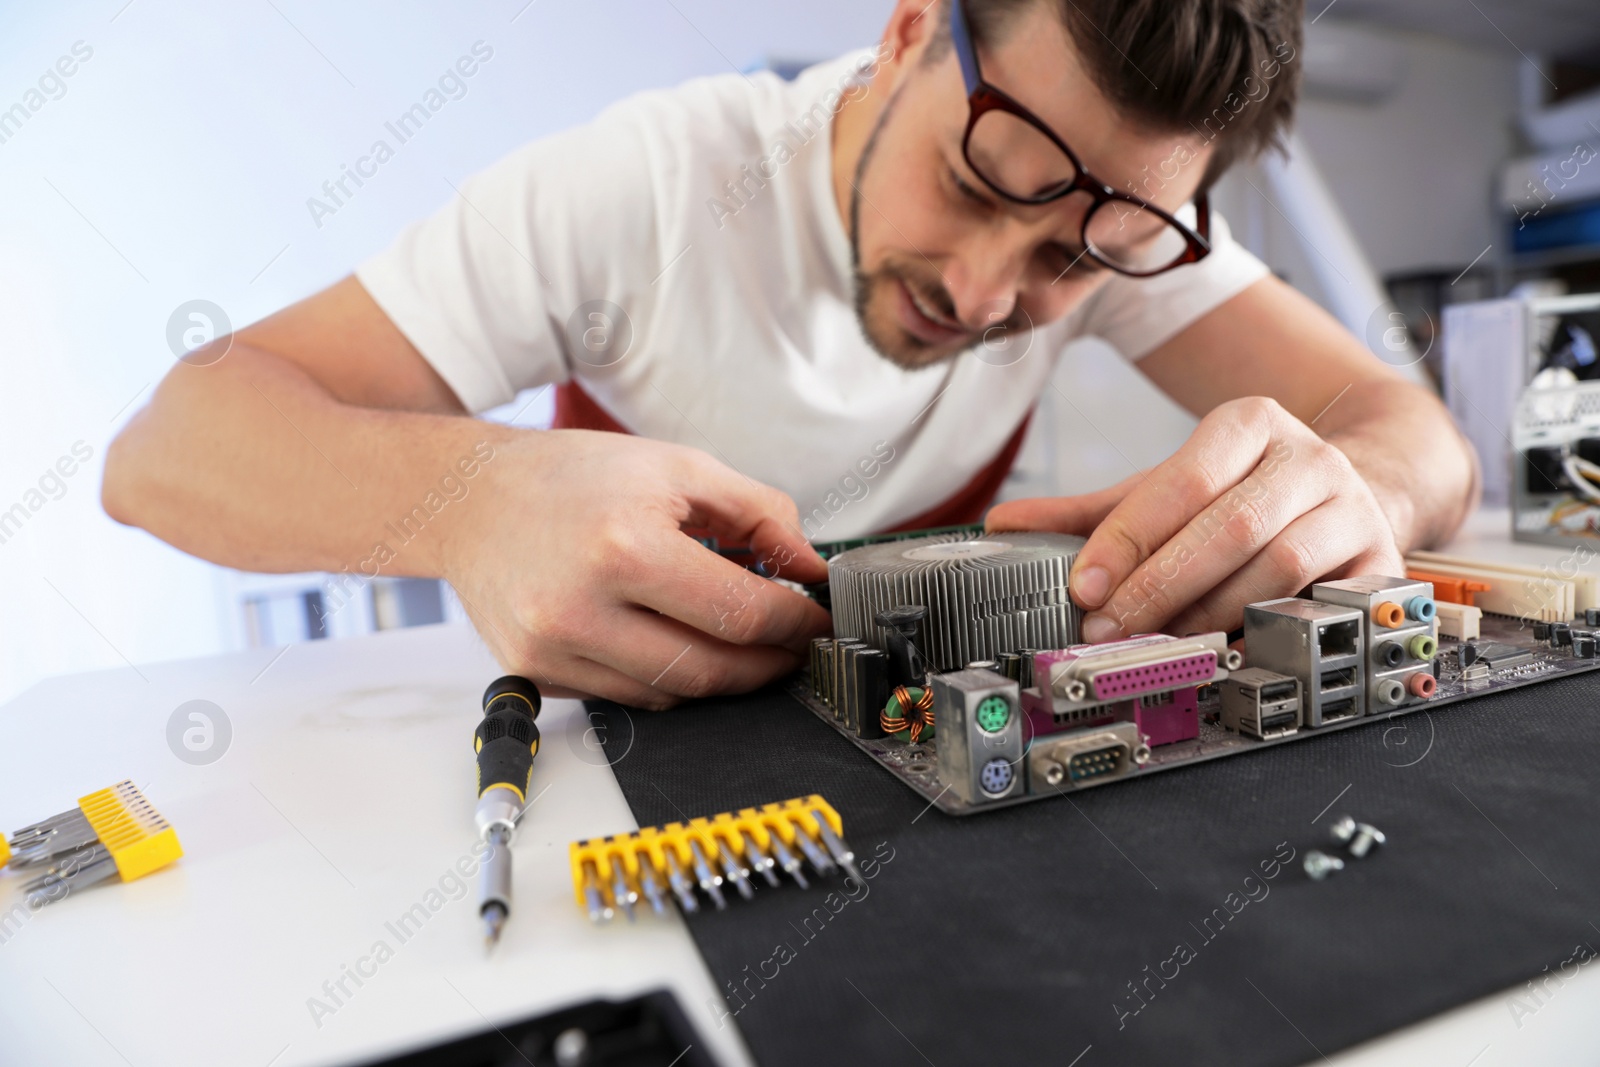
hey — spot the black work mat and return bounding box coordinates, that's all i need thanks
[591,671,1600,1067]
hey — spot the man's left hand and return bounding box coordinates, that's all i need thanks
[986,396,1405,641]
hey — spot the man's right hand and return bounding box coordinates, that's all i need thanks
[103,279,831,711]
[445,429,832,710]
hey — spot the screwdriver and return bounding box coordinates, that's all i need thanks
[474,675,542,946]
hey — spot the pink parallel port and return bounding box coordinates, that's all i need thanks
[1019,687,1116,740]
[1019,685,1054,722]
[1089,651,1218,701]
[1125,688,1199,747]
[1030,648,1076,682]
[1031,635,1188,692]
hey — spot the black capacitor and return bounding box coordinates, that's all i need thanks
[875,605,929,689]
[1460,641,1478,667]
[1587,608,1600,627]
[997,652,1023,682]
[809,637,832,702]
[1576,635,1597,659]
[855,648,890,739]
[818,641,837,707]
[1534,621,1551,640]
[1016,648,1038,689]
[834,640,868,726]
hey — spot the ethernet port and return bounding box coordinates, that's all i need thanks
[1317,619,1361,658]
[1320,667,1357,692]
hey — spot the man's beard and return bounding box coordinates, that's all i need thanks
[846,88,1028,371]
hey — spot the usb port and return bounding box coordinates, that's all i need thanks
[1320,697,1357,723]
[1259,680,1297,702]
[1258,710,1299,736]
[1320,668,1356,692]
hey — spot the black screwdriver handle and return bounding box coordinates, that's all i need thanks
[476,675,542,801]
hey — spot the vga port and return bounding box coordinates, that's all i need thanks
[1027,721,1148,793]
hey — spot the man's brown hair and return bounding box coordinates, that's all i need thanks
[933,0,1304,190]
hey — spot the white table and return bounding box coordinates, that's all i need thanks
[1,508,1597,1066]
[0,622,753,1067]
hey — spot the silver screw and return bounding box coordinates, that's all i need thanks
[1303,850,1345,881]
[553,1028,589,1067]
[1349,824,1387,858]
[1330,814,1358,844]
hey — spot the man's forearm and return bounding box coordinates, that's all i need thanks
[1317,379,1481,556]
[104,344,513,579]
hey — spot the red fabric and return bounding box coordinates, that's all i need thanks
[550,380,1030,532]
[880,411,1032,530]
[552,379,630,435]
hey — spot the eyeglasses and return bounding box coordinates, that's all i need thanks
[948,0,1211,278]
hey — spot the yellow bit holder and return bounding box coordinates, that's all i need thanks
[569,794,840,908]
[81,780,183,882]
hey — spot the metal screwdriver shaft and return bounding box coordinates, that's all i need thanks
[474,675,542,947]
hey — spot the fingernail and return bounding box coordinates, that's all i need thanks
[1073,565,1111,607]
[1081,613,1121,644]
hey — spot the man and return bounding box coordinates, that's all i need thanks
[103,0,1478,709]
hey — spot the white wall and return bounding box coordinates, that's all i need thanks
[1293,27,1522,278]
[1209,21,1521,314]
[0,0,895,704]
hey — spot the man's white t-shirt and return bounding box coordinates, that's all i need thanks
[357,50,1268,541]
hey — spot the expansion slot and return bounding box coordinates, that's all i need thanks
[1405,569,1489,607]
[1401,555,1573,622]
[1408,549,1593,615]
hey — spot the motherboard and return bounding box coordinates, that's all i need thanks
[795,529,1600,816]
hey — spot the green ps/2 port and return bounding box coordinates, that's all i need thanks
[975,695,1012,733]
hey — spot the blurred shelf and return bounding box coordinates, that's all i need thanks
[1508,242,1600,271]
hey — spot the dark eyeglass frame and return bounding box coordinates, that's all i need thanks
[949,0,1211,278]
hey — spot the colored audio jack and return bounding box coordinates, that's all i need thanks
[474,675,541,946]
[569,796,860,922]
[3,781,182,906]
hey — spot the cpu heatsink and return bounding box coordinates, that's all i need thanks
[827,531,1086,672]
